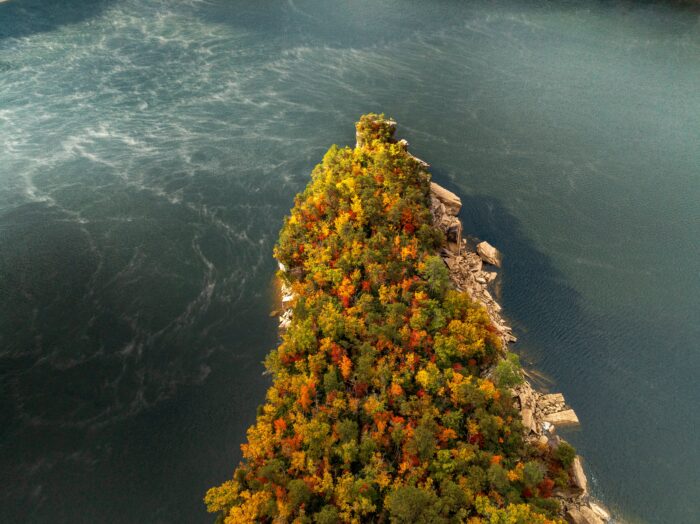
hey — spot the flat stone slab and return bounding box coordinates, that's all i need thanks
[571,456,588,493]
[543,409,580,426]
[476,241,502,267]
[430,182,462,215]
[566,506,604,524]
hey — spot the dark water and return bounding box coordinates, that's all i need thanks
[1,1,698,522]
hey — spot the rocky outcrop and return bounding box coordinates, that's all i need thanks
[511,381,580,436]
[428,179,611,523]
[430,182,462,216]
[277,262,296,331]
[476,240,502,267]
[429,182,463,255]
[566,505,606,524]
[567,500,611,524]
[589,502,612,522]
[571,456,589,493]
[544,409,581,426]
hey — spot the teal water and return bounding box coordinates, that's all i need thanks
[1,1,698,522]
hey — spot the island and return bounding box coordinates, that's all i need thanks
[205,115,610,524]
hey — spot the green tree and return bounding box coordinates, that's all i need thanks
[385,486,446,524]
[495,352,524,388]
[554,441,576,469]
[487,463,509,492]
[421,255,450,298]
[314,505,340,524]
[523,461,545,489]
[287,479,312,509]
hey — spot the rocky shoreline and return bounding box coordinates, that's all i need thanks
[276,128,612,523]
[429,178,611,524]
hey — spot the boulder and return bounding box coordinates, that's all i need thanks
[566,506,604,524]
[515,383,535,408]
[443,255,460,271]
[541,393,566,406]
[470,257,483,273]
[279,310,293,330]
[476,241,502,267]
[565,508,584,524]
[430,182,462,215]
[410,153,430,169]
[589,502,611,522]
[571,456,588,493]
[543,409,580,426]
[521,408,536,434]
[446,223,462,254]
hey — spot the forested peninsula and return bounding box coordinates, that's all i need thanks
[206,115,610,523]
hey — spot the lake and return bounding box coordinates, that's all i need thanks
[1,0,698,522]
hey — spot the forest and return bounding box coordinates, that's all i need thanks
[205,115,577,523]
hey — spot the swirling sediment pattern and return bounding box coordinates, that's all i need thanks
[1,1,698,522]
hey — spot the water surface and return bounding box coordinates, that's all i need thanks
[1,1,698,522]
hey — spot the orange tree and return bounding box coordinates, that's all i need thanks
[205,115,566,523]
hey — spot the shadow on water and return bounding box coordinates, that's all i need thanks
[431,175,699,523]
[431,173,593,376]
[430,172,634,512]
[0,0,115,41]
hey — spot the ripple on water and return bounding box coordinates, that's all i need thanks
[1,0,699,522]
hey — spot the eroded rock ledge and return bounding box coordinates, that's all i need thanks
[430,180,611,524]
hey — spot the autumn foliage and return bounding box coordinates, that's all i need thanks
[205,115,566,523]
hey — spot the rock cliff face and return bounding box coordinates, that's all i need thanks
[428,181,611,524]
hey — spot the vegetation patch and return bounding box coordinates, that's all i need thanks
[206,115,569,523]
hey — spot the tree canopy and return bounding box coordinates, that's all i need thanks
[205,115,572,523]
